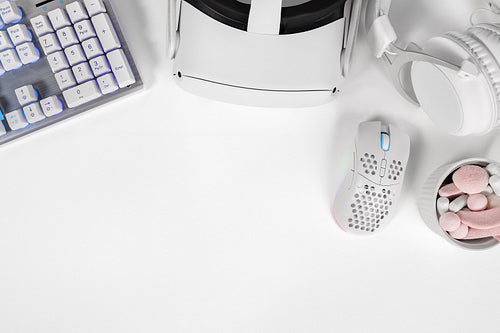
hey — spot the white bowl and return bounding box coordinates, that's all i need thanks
[419,158,500,250]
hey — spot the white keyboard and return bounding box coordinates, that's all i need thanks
[0,0,142,144]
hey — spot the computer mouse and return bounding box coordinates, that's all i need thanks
[334,121,410,235]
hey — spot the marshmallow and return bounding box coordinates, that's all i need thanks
[487,194,500,209]
[449,195,468,213]
[452,165,490,194]
[438,183,464,198]
[482,185,494,196]
[486,163,500,176]
[437,197,450,216]
[457,206,500,229]
[449,223,469,239]
[439,212,461,232]
[490,175,500,196]
[467,194,488,211]
[464,225,500,240]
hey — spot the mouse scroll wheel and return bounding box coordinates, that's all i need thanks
[381,132,391,152]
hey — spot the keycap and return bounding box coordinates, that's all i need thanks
[48,8,71,30]
[72,62,93,83]
[15,85,38,106]
[81,37,103,59]
[16,42,40,64]
[66,2,88,23]
[30,15,54,37]
[6,109,28,130]
[84,0,106,17]
[0,49,21,71]
[97,72,118,94]
[74,19,96,42]
[23,103,46,124]
[56,26,78,48]
[55,68,77,90]
[40,96,63,117]
[0,30,13,51]
[107,49,135,88]
[39,33,61,55]
[65,44,86,66]
[48,51,69,73]
[0,1,22,25]
[0,121,5,136]
[89,55,110,76]
[7,24,32,46]
[63,80,102,108]
[92,13,120,52]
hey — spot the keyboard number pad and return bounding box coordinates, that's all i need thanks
[31,1,137,109]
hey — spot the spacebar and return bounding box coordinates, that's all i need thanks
[63,80,102,108]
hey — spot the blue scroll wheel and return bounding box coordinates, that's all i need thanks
[381,132,390,152]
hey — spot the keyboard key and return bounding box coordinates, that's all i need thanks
[56,26,78,48]
[30,15,54,37]
[0,49,22,71]
[40,96,63,117]
[16,42,40,64]
[84,0,106,17]
[48,51,69,72]
[65,44,86,65]
[6,109,28,130]
[81,37,103,59]
[74,19,96,42]
[7,24,32,46]
[107,49,135,88]
[63,80,102,108]
[97,72,118,94]
[55,68,77,90]
[89,55,110,76]
[66,2,88,23]
[48,8,71,30]
[72,61,93,83]
[92,13,120,52]
[0,30,13,51]
[0,1,22,24]
[15,85,38,106]
[39,33,61,55]
[23,103,46,124]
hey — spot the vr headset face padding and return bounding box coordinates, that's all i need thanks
[410,29,500,135]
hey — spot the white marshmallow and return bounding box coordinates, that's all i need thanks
[486,163,500,176]
[449,195,468,213]
[490,175,500,196]
[487,194,500,209]
[437,197,450,216]
[482,185,494,196]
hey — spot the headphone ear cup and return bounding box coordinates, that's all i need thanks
[410,33,498,135]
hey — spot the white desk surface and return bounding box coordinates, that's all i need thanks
[1,0,500,332]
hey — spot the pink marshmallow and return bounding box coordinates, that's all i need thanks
[452,165,490,194]
[439,212,461,232]
[438,183,464,198]
[467,194,488,211]
[464,225,500,240]
[457,207,500,230]
[449,223,469,239]
[495,236,500,241]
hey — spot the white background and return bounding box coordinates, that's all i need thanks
[1,0,500,332]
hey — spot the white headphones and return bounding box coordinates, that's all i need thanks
[366,0,500,136]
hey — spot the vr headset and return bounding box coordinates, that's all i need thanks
[168,0,362,107]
